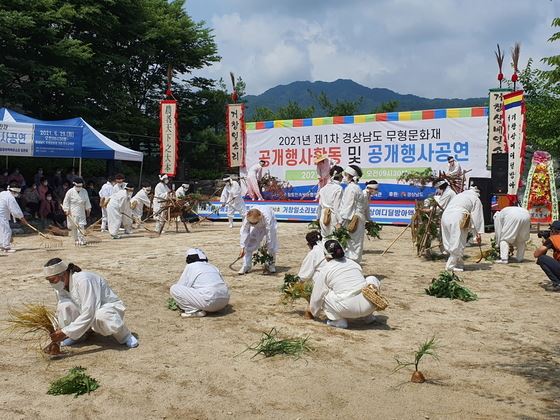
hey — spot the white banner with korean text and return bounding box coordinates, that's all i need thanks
[503,91,526,196]
[487,88,511,167]
[0,121,34,156]
[244,112,490,196]
[226,103,245,168]
[160,100,178,176]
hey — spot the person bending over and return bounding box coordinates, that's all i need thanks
[44,258,138,349]
[534,221,560,291]
[170,248,231,318]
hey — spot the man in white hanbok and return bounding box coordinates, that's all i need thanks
[130,183,152,223]
[62,178,91,246]
[153,174,171,233]
[175,183,189,199]
[493,206,531,263]
[238,206,278,274]
[44,258,138,348]
[107,184,134,238]
[0,184,29,252]
[170,248,230,318]
[309,240,381,329]
[362,180,379,221]
[315,154,331,191]
[433,180,456,212]
[246,160,264,201]
[441,188,484,271]
[316,166,343,240]
[447,156,463,177]
[111,173,126,195]
[221,176,246,228]
[340,165,366,263]
[298,231,327,285]
[98,176,114,232]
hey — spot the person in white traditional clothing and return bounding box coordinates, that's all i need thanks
[362,180,379,221]
[315,154,331,191]
[62,177,91,246]
[440,187,484,271]
[98,176,115,232]
[316,165,343,240]
[153,174,171,233]
[111,173,126,195]
[297,231,326,285]
[433,180,456,212]
[238,206,278,274]
[246,160,265,201]
[175,183,189,199]
[220,176,246,228]
[130,183,152,224]
[309,240,381,329]
[340,165,366,263]
[107,183,134,239]
[170,248,230,318]
[43,258,138,348]
[0,183,29,253]
[447,156,462,177]
[493,206,531,264]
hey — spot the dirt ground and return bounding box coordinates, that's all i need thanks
[1,220,559,419]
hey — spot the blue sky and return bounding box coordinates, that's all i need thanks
[185,0,560,98]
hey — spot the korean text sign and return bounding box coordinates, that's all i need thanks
[160,100,178,176]
[0,122,34,156]
[502,91,526,195]
[244,108,490,196]
[226,103,245,168]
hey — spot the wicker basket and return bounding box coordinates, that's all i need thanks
[362,284,388,311]
[322,208,331,226]
[347,214,359,233]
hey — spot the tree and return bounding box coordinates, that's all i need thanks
[372,100,399,114]
[541,17,560,84]
[309,90,363,116]
[519,58,560,156]
[249,101,314,122]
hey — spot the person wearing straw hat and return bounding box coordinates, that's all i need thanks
[220,176,246,228]
[0,182,29,253]
[340,165,366,263]
[98,176,115,232]
[107,183,135,239]
[130,183,152,224]
[440,187,484,272]
[44,257,139,348]
[316,165,343,240]
[170,248,230,318]
[153,174,172,233]
[315,153,331,190]
[246,160,265,201]
[238,206,278,274]
[309,240,380,329]
[62,177,91,246]
[493,206,531,264]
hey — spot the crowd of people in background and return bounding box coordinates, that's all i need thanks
[0,167,102,230]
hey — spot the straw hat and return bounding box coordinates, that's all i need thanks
[314,154,328,164]
[246,209,262,224]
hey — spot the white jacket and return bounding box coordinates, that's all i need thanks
[62,187,91,225]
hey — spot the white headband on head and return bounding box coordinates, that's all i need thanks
[43,261,68,277]
[366,183,379,190]
[434,180,446,188]
[181,183,189,188]
[159,174,168,181]
[222,176,232,182]
[185,248,207,260]
[8,187,21,193]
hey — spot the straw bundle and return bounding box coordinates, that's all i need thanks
[7,303,62,355]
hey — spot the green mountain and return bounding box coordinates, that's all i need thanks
[244,79,487,120]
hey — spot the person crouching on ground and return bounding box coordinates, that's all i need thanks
[44,258,139,348]
[309,240,381,329]
[298,231,327,285]
[170,248,230,318]
[238,207,278,274]
[534,220,560,291]
[494,206,531,264]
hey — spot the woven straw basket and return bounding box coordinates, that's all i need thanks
[362,284,389,311]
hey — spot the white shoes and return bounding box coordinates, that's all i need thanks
[228,223,233,228]
[495,259,508,264]
[60,337,78,347]
[452,267,464,272]
[326,319,348,329]
[125,334,139,348]
[238,266,251,275]
[180,310,206,318]
[266,264,276,273]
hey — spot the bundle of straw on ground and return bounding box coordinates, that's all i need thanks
[280,274,313,303]
[244,328,312,359]
[7,303,62,355]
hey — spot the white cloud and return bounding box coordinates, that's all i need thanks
[187,0,560,98]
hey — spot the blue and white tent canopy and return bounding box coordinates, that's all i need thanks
[0,107,143,162]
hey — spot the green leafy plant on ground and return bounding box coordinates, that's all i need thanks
[394,337,439,383]
[48,367,99,397]
[252,246,274,267]
[483,238,500,262]
[307,220,320,231]
[244,328,312,359]
[425,271,478,302]
[166,298,179,311]
[365,221,382,239]
[326,226,351,249]
[280,274,313,303]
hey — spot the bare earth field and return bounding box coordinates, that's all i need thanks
[0,221,559,419]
